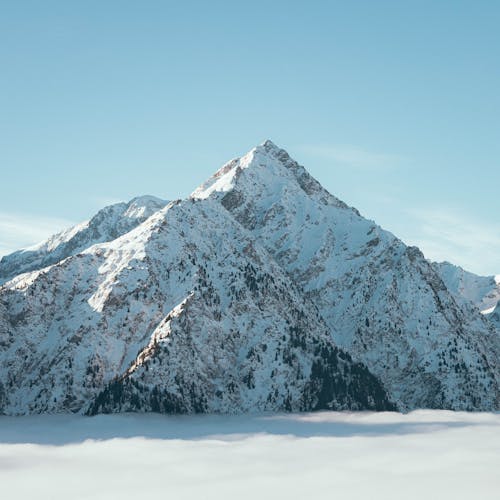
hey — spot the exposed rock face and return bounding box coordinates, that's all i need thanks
[0,141,498,415]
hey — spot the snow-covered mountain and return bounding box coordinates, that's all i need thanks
[0,141,498,415]
[0,195,167,285]
[433,262,500,314]
[191,141,499,410]
[0,199,392,415]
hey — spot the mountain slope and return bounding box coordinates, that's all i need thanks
[0,198,393,415]
[0,195,167,285]
[192,140,499,410]
[488,303,500,329]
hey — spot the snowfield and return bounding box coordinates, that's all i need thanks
[1,411,498,500]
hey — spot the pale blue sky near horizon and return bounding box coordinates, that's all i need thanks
[0,0,499,275]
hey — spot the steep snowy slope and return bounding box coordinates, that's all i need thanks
[192,141,499,411]
[0,196,167,285]
[0,198,392,415]
[433,262,500,314]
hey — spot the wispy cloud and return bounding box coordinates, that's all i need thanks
[90,196,124,209]
[0,212,74,257]
[403,207,500,276]
[300,145,405,169]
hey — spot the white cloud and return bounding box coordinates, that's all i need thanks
[403,207,500,276]
[300,144,405,169]
[0,411,498,500]
[0,212,74,257]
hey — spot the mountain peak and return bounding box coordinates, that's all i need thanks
[124,195,166,218]
[190,141,289,200]
[191,140,353,218]
[259,139,280,151]
[191,140,310,202]
[261,138,277,147]
[254,139,292,162]
[128,194,165,207]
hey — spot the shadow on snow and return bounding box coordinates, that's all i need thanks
[0,410,496,445]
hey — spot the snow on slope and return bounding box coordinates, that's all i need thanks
[0,141,498,415]
[0,195,167,285]
[489,302,500,329]
[433,261,500,314]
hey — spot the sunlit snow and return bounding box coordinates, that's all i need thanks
[1,410,498,500]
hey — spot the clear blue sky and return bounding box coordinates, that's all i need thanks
[1,0,499,275]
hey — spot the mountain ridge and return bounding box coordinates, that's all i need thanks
[0,195,167,285]
[433,261,500,314]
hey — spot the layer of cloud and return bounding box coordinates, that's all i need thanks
[0,411,498,500]
[300,144,405,169]
[403,207,500,276]
[0,212,74,257]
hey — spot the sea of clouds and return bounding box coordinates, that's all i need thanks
[1,410,498,499]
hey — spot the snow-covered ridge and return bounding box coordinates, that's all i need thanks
[433,261,500,314]
[0,195,167,285]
